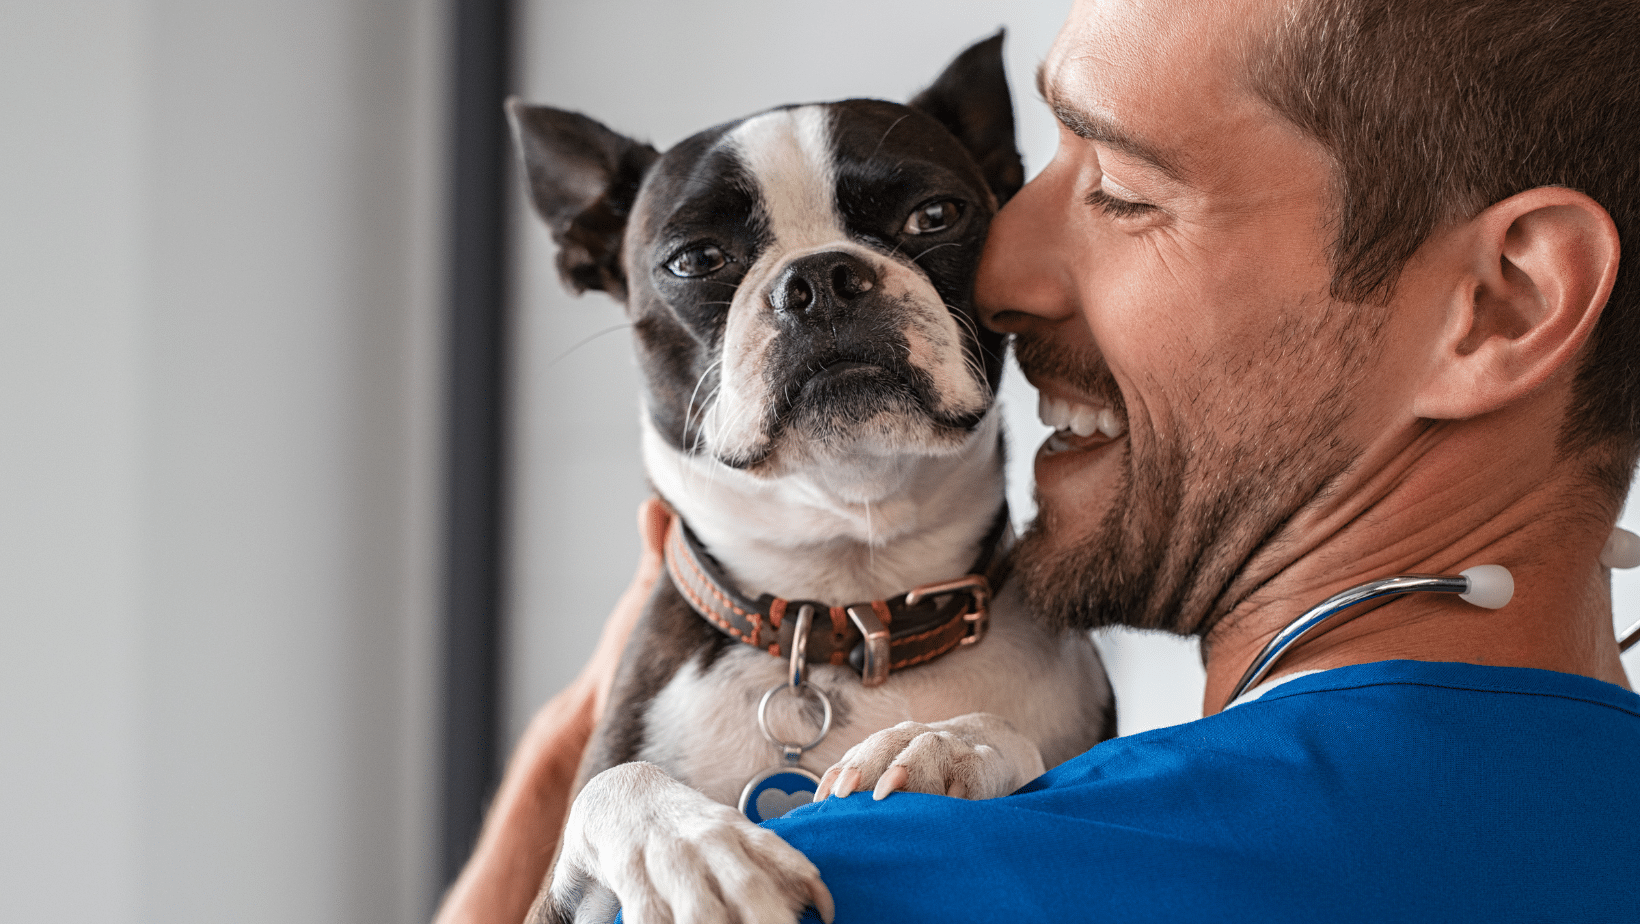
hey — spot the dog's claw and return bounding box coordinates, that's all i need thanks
[813,767,838,802]
[809,876,837,924]
[831,766,861,799]
[873,764,909,800]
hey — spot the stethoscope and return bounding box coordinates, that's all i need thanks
[1227,527,1640,704]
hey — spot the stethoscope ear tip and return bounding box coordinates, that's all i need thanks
[1458,564,1514,610]
[1601,527,1640,570]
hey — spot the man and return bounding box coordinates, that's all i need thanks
[440,0,1640,920]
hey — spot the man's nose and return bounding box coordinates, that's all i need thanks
[976,161,1078,334]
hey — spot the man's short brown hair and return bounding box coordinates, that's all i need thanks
[1250,0,1640,494]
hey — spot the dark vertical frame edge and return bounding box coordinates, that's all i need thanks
[440,0,513,895]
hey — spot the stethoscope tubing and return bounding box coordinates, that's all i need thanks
[1229,574,1470,704]
[1231,531,1640,704]
[1231,571,1638,704]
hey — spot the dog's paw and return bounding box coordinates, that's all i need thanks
[815,712,1046,802]
[547,762,834,924]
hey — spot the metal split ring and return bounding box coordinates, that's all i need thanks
[755,603,832,757]
[756,680,834,755]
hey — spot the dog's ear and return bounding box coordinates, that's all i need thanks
[909,31,1024,204]
[507,99,661,300]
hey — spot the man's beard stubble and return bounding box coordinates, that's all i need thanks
[1009,317,1368,641]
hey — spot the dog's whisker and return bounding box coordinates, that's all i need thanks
[869,113,913,162]
[685,358,725,447]
[865,500,877,571]
[910,241,964,262]
[946,302,981,337]
[883,237,911,264]
[694,381,726,458]
[547,322,635,370]
[946,306,996,384]
[707,392,761,477]
[689,393,716,459]
[701,387,726,461]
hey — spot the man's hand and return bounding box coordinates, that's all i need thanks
[433,499,673,924]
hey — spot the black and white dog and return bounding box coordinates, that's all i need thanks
[509,35,1115,924]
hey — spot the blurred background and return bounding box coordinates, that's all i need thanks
[5,1,1638,922]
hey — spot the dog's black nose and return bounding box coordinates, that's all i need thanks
[768,251,878,319]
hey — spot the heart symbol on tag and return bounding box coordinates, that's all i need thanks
[755,786,813,821]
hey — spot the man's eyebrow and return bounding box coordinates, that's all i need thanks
[1035,63,1185,183]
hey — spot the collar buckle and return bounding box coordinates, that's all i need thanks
[904,574,992,646]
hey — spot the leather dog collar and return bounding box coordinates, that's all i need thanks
[663,505,1014,687]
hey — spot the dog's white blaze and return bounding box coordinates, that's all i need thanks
[708,107,846,460]
[701,106,991,465]
[731,106,847,252]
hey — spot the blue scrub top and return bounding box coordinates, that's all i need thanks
[765,660,1640,922]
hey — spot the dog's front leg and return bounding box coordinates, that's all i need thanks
[527,761,835,924]
[815,712,1046,802]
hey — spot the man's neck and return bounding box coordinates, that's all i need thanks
[1200,408,1630,713]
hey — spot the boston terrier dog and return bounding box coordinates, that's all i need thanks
[508,34,1115,924]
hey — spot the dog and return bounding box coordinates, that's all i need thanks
[507,34,1115,924]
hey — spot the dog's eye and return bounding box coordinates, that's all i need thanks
[903,199,963,235]
[665,244,729,278]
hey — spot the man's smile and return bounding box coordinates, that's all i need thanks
[1036,389,1127,453]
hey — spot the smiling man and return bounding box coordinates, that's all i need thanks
[440,0,1640,921]
[765,0,1640,918]
[990,0,1637,710]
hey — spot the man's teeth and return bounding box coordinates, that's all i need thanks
[1037,393,1126,439]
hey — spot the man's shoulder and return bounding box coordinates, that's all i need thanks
[1234,657,1640,716]
[1011,659,1638,793]
[773,660,1640,923]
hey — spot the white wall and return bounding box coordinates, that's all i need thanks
[507,0,1640,744]
[1,1,444,921]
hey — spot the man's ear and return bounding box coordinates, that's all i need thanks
[506,99,660,300]
[1412,187,1620,420]
[908,31,1025,204]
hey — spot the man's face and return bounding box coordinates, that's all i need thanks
[980,0,1403,635]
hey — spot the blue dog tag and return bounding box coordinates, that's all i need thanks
[739,765,822,823]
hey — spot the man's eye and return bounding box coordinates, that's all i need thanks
[665,244,729,278]
[903,199,964,235]
[1085,188,1157,219]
